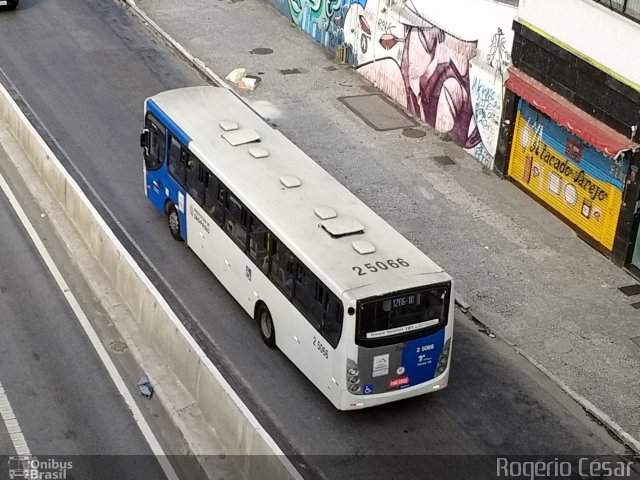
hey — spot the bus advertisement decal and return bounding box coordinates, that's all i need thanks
[401,329,445,385]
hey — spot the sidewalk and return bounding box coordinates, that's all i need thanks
[128,0,640,451]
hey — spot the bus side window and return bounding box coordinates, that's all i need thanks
[269,238,294,297]
[322,294,343,348]
[248,215,269,274]
[293,264,323,330]
[167,135,187,187]
[185,153,206,206]
[204,175,225,225]
[225,192,247,250]
[145,116,165,171]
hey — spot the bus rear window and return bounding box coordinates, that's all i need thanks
[356,284,449,347]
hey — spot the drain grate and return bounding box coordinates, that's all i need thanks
[250,47,273,55]
[324,66,337,71]
[433,155,456,166]
[619,284,640,296]
[279,68,302,75]
[109,340,128,353]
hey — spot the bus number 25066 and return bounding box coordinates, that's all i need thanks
[352,258,410,276]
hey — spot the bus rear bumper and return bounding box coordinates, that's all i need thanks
[338,371,450,410]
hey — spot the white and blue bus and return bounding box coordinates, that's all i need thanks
[140,86,454,410]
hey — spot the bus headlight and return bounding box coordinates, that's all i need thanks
[347,367,359,376]
[349,384,361,393]
[349,376,359,384]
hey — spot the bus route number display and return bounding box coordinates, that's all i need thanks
[352,258,410,276]
[383,293,420,312]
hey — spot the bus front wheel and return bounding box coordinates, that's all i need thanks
[257,304,276,348]
[166,203,182,241]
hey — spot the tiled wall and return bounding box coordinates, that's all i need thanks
[511,21,640,138]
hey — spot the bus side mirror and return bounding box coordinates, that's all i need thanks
[140,129,150,155]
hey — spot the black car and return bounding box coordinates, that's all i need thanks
[0,0,18,10]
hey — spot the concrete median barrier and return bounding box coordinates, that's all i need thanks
[0,82,301,480]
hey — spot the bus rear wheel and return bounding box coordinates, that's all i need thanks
[257,304,276,348]
[166,203,182,241]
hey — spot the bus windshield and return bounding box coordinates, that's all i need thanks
[356,283,450,347]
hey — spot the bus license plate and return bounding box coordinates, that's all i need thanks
[389,376,409,388]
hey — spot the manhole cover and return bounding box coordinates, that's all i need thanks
[109,340,128,353]
[433,155,456,166]
[279,68,302,75]
[338,94,418,131]
[619,284,640,296]
[250,48,273,55]
[402,128,426,138]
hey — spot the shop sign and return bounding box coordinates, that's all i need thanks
[509,101,624,250]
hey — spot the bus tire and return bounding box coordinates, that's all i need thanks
[166,203,182,241]
[257,304,276,348]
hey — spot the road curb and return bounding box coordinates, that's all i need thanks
[124,0,230,90]
[467,312,640,455]
[454,294,471,314]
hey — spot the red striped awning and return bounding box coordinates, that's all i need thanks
[505,67,639,159]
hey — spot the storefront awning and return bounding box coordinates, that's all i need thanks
[505,67,639,159]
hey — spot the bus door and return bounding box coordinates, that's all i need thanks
[165,134,189,239]
[267,238,307,362]
[291,264,339,388]
[141,114,167,214]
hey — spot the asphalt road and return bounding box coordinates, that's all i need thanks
[0,1,634,479]
[0,156,167,478]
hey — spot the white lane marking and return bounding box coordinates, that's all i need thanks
[0,383,31,456]
[0,173,179,480]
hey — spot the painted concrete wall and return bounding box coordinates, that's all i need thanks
[518,0,640,89]
[269,0,516,168]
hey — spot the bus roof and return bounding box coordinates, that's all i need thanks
[146,87,447,297]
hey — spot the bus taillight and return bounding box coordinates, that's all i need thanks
[347,359,360,392]
[436,338,451,376]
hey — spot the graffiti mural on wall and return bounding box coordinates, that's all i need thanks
[284,0,364,50]
[283,0,510,167]
[469,62,502,163]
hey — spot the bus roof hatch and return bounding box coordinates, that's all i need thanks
[222,128,261,146]
[320,217,365,238]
